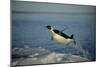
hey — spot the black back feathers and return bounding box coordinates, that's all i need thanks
[53,29,70,39]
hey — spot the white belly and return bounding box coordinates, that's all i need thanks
[53,34,73,45]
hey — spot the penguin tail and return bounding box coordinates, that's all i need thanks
[70,34,76,45]
[70,34,73,39]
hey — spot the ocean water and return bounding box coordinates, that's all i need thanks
[12,13,96,66]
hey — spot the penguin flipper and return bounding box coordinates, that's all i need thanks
[51,36,53,40]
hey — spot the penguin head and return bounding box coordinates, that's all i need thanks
[45,25,52,30]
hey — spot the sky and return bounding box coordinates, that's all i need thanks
[12,1,95,13]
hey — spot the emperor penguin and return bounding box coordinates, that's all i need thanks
[45,25,76,45]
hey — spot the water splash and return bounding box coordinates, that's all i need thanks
[74,40,91,60]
